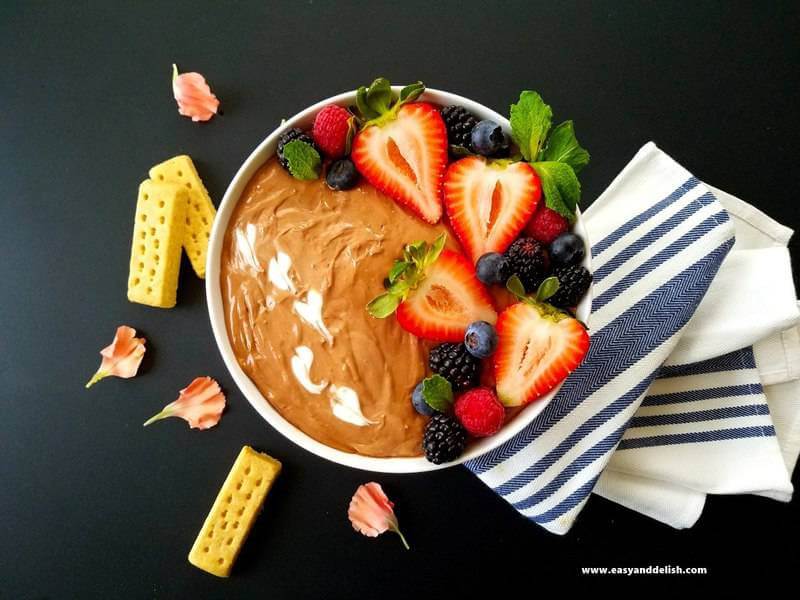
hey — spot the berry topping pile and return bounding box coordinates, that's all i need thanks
[277,79,594,464]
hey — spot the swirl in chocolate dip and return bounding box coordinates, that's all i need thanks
[220,158,458,457]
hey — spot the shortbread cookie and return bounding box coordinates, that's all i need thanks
[127,180,187,308]
[148,155,215,278]
[188,446,282,577]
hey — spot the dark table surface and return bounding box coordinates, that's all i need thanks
[2,1,799,596]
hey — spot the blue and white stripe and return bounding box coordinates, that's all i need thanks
[619,348,775,450]
[465,144,736,534]
[604,344,791,498]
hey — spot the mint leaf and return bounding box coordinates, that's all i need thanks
[283,140,321,180]
[366,292,402,318]
[510,91,552,162]
[536,276,560,302]
[540,121,590,174]
[531,161,580,222]
[421,374,453,412]
[388,260,410,283]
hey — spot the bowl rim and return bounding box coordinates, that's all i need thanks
[206,86,592,473]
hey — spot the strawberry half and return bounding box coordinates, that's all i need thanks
[396,249,496,341]
[367,234,496,343]
[351,79,447,224]
[353,103,447,223]
[444,157,541,264]
[494,301,589,407]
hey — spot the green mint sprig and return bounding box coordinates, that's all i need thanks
[421,374,453,412]
[283,139,321,180]
[355,78,426,127]
[367,233,446,318]
[508,91,589,222]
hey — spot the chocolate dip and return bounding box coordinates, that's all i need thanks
[220,158,454,457]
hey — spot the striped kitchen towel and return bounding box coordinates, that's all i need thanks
[593,189,799,529]
[465,142,736,534]
[608,347,792,492]
[596,340,798,528]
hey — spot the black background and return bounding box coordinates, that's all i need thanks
[2,1,799,596]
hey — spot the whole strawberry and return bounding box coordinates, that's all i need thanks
[525,204,569,244]
[454,387,505,437]
[312,104,354,159]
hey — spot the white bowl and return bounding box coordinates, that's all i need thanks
[206,87,592,473]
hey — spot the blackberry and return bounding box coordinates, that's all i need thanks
[550,265,592,308]
[428,343,479,392]
[441,105,478,150]
[423,414,467,464]
[277,128,316,171]
[504,237,550,292]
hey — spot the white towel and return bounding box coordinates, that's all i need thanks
[465,142,736,534]
[594,187,799,528]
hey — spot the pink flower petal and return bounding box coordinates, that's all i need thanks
[348,483,409,549]
[143,376,226,430]
[85,326,146,388]
[172,64,219,122]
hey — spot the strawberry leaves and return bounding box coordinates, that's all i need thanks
[506,274,569,321]
[509,91,589,222]
[355,78,427,127]
[367,233,446,318]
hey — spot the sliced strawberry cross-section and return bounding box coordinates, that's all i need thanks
[367,234,497,343]
[444,157,541,264]
[494,299,588,407]
[353,102,447,224]
[351,79,447,224]
[396,249,497,341]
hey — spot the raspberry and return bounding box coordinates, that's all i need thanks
[525,204,569,244]
[454,387,505,437]
[312,104,353,159]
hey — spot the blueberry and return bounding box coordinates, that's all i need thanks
[412,382,436,416]
[326,158,359,191]
[471,120,510,156]
[464,321,498,359]
[550,232,585,268]
[476,252,507,285]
